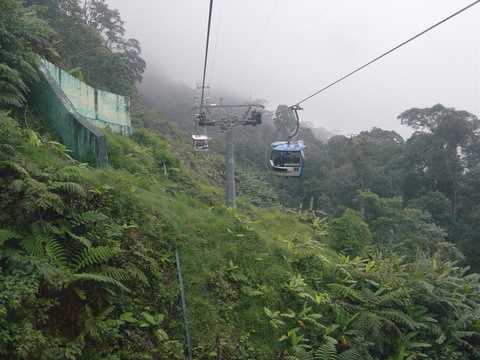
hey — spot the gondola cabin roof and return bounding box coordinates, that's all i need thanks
[271,141,305,152]
[192,134,209,141]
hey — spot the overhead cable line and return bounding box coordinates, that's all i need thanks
[209,0,223,89]
[199,0,215,114]
[292,0,480,107]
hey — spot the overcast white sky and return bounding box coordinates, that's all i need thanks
[107,0,480,136]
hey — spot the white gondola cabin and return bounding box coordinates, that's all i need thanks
[192,134,209,151]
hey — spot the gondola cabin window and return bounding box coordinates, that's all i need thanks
[271,150,302,167]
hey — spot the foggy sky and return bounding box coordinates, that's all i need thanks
[107,0,480,137]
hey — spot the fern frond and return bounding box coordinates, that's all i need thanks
[26,129,42,146]
[453,330,480,339]
[125,263,149,285]
[378,310,417,330]
[34,191,65,214]
[0,79,27,96]
[337,348,363,360]
[100,266,131,283]
[71,272,130,292]
[54,166,83,182]
[0,63,27,90]
[17,59,38,82]
[285,347,315,360]
[375,288,409,307]
[314,336,338,360]
[21,234,45,257]
[49,181,87,198]
[45,238,68,269]
[0,64,27,107]
[353,312,384,338]
[73,246,120,271]
[73,211,109,226]
[0,92,25,107]
[327,284,365,303]
[45,141,74,160]
[133,251,162,278]
[99,264,149,287]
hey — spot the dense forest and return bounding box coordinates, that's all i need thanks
[1,0,480,359]
[233,104,480,269]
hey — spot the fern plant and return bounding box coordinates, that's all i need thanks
[0,64,27,107]
[0,0,52,108]
[19,234,131,293]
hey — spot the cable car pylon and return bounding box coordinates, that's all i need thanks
[202,102,264,208]
[192,83,211,151]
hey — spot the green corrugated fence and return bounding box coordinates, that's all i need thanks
[96,89,131,135]
[31,59,135,167]
[39,59,132,135]
[32,60,109,167]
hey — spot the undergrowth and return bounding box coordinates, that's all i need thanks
[1,112,480,359]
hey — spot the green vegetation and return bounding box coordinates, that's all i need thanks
[0,0,52,106]
[25,0,145,96]
[230,104,480,270]
[1,0,480,359]
[328,209,372,257]
[2,111,480,359]
[0,114,182,358]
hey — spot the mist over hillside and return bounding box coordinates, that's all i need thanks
[303,121,335,142]
[140,66,336,145]
[139,69,194,129]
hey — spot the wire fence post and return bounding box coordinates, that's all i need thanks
[225,126,236,208]
[174,245,193,360]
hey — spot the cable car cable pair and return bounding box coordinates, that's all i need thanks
[271,0,480,124]
[194,0,480,170]
[269,0,480,176]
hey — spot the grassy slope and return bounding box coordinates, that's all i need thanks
[104,132,322,355]
[5,114,325,358]
[4,112,480,359]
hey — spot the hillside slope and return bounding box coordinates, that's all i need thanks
[1,111,480,359]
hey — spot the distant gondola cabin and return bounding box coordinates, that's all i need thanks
[192,134,209,151]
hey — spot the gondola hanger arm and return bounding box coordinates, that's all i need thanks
[287,105,302,142]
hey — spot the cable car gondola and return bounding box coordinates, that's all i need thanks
[192,111,211,151]
[270,140,305,176]
[269,105,305,177]
[192,134,209,151]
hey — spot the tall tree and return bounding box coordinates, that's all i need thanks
[399,104,479,220]
[0,0,52,107]
[28,0,145,95]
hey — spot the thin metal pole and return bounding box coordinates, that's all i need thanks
[225,126,236,208]
[175,246,193,360]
